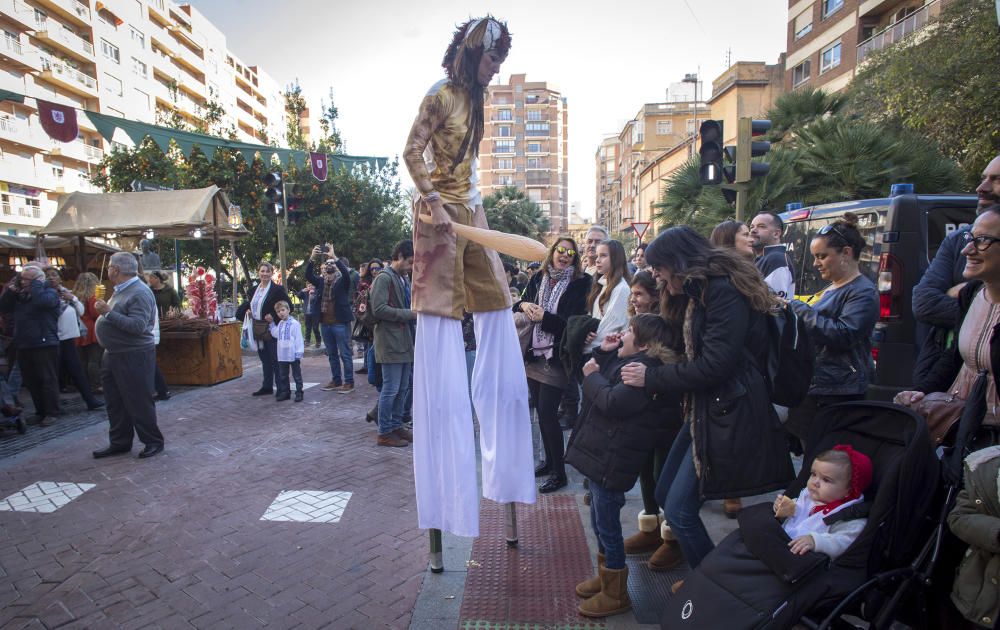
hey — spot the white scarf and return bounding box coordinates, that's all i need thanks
[250,281,270,320]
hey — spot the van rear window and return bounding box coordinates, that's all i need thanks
[784,212,881,299]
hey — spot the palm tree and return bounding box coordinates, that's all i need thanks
[767,88,846,145]
[483,186,550,242]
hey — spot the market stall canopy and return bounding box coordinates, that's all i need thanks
[41,186,248,240]
[0,235,119,253]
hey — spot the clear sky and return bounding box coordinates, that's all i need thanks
[187,0,788,221]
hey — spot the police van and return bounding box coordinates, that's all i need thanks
[779,193,978,401]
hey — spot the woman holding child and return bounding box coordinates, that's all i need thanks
[621,226,794,574]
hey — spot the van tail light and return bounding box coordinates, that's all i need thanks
[878,252,902,320]
[871,347,879,361]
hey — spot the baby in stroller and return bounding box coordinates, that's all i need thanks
[774,445,873,560]
[661,401,938,630]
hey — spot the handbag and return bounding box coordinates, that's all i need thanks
[252,319,272,342]
[913,390,965,445]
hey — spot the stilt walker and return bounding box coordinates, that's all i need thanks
[403,16,535,569]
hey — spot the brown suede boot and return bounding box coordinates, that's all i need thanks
[648,523,684,572]
[578,565,631,618]
[575,553,604,598]
[623,510,662,555]
[723,497,742,519]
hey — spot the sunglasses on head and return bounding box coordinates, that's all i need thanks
[818,223,849,241]
[555,246,576,257]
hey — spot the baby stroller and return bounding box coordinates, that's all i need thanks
[661,400,938,630]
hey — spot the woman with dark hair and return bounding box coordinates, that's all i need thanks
[620,226,794,576]
[44,267,103,411]
[785,213,879,445]
[236,261,290,397]
[146,271,180,316]
[516,237,592,493]
[585,239,632,354]
[896,204,1000,450]
[709,220,755,259]
[633,243,649,271]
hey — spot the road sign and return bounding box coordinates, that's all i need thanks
[632,221,650,242]
[130,180,174,192]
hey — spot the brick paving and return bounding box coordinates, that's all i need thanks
[0,352,427,629]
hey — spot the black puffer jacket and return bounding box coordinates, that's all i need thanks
[789,274,879,396]
[514,271,592,367]
[0,279,60,349]
[644,276,794,499]
[566,348,682,491]
[236,282,291,325]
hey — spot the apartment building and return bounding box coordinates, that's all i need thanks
[0,0,289,235]
[786,0,949,93]
[599,97,708,238]
[598,62,785,237]
[478,74,569,234]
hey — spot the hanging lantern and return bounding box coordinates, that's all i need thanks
[145,229,155,240]
[192,228,203,239]
[227,204,243,230]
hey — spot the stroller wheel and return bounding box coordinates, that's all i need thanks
[14,415,26,435]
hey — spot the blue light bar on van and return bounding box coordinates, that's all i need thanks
[786,209,811,222]
[785,202,803,211]
[890,183,914,197]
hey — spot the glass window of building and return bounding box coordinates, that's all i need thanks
[822,0,844,18]
[103,73,123,96]
[131,57,147,78]
[129,26,144,48]
[101,39,120,63]
[820,41,841,73]
[656,120,672,135]
[793,60,811,86]
[794,9,812,39]
[496,158,513,169]
[498,125,512,137]
[527,142,541,153]
[526,109,542,121]
[498,109,512,121]
[526,122,549,136]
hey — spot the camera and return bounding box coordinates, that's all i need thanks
[318,244,331,254]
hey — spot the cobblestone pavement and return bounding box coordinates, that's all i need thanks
[0,347,772,629]
[0,352,427,629]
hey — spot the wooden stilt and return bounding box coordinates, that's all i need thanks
[505,503,518,548]
[429,528,444,573]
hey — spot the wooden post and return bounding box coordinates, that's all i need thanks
[75,235,86,274]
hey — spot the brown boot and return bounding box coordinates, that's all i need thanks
[377,432,409,447]
[648,540,684,571]
[578,565,631,618]
[723,497,742,519]
[670,579,684,594]
[575,553,604,598]
[623,510,662,555]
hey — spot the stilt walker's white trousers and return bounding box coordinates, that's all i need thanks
[413,309,536,537]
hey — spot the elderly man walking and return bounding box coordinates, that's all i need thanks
[92,252,164,459]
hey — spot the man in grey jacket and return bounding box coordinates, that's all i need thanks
[92,252,164,459]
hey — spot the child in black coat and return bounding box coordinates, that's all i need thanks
[565,313,684,618]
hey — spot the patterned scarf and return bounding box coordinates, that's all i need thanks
[531,266,572,359]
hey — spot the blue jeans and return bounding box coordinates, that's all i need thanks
[378,362,411,436]
[589,479,627,569]
[655,427,715,569]
[320,323,353,385]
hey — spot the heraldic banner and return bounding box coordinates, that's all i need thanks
[37,99,78,143]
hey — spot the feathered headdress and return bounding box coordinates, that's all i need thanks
[441,17,512,171]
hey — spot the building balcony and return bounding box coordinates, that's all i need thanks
[49,139,103,163]
[0,0,36,30]
[857,0,941,64]
[27,0,90,27]
[0,34,42,71]
[148,0,168,20]
[0,116,49,151]
[33,17,95,62]
[39,56,98,97]
[0,158,52,193]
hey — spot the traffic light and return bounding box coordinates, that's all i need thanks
[263,172,284,215]
[287,184,305,225]
[735,118,772,183]
[698,120,725,185]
